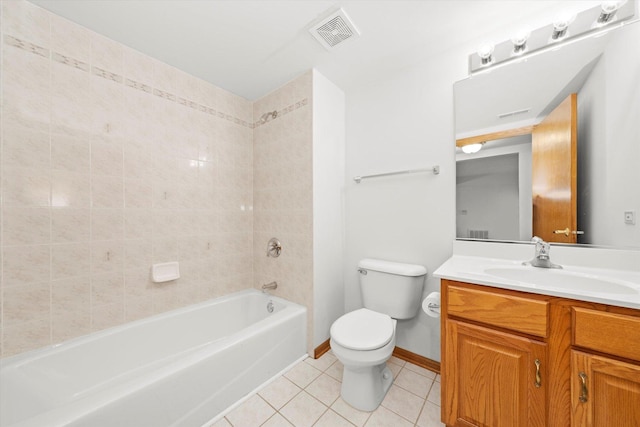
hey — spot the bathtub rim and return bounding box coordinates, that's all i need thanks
[0,288,304,367]
[0,289,307,427]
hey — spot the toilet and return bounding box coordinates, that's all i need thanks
[330,258,427,411]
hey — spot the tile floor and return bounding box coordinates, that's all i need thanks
[210,352,444,427]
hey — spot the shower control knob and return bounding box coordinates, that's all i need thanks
[267,238,282,257]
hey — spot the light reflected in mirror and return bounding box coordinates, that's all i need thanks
[454,20,640,249]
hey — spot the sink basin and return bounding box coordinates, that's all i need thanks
[484,267,639,295]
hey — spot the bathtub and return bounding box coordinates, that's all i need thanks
[0,289,307,427]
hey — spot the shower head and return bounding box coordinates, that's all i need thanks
[259,110,278,124]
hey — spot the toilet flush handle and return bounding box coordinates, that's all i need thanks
[358,268,367,275]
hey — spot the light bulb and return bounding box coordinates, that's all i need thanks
[601,1,625,14]
[477,44,495,65]
[511,30,530,55]
[461,143,484,154]
[551,11,575,41]
[597,1,627,25]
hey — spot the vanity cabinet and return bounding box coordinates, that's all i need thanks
[444,319,546,426]
[442,282,549,427]
[441,279,640,427]
[571,351,640,426]
[571,308,640,426]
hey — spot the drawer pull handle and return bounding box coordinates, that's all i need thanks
[579,372,588,403]
[534,359,542,388]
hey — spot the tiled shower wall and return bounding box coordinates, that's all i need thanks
[253,72,314,355]
[0,0,256,357]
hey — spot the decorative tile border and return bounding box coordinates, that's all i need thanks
[125,78,152,94]
[51,51,90,72]
[3,33,273,129]
[5,34,49,57]
[91,66,123,83]
[254,97,309,128]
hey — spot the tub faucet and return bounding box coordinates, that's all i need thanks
[262,281,278,292]
[524,236,562,269]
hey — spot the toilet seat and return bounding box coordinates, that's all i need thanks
[330,308,394,351]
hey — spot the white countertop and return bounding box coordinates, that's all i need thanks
[434,254,640,310]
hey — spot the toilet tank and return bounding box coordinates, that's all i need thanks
[358,259,427,319]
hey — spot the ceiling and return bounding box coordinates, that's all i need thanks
[30,1,601,100]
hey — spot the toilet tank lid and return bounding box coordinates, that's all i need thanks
[358,259,427,277]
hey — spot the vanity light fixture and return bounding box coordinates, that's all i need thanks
[468,0,636,74]
[477,44,495,66]
[461,142,484,154]
[596,1,627,26]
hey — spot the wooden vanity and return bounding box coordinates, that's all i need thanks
[441,279,640,427]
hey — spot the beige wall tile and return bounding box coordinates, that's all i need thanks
[2,41,51,131]
[52,310,91,343]
[2,207,51,245]
[91,301,125,331]
[51,242,91,280]
[2,0,51,48]
[91,175,124,208]
[2,317,51,357]
[91,32,123,74]
[51,60,93,135]
[51,13,91,62]
[91,209,124,241]
[0,1,322,359]
[124,296,155,322]
[52,171,91,207]
[91,240,123,274]
[124,208,154,239]
[92,271,124,306]
[91,138,124,177]
[89,75,125,138]
[124,239,153,270]
[51,208,91,243]
[2,244,50,287]
[51,132,91,173]
[2,125,50,169]
[124,179,153,208]
[3,282,51,325]
[123,46,154,87]
[51,276,91,314]
[2,166,51,207]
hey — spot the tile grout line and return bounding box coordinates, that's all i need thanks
[216,355,442,427]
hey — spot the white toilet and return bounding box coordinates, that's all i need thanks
[330,258,427,411]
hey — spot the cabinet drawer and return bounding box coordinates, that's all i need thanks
[447,285,549,337]
[573,307,640,362]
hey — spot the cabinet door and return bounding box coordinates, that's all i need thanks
[572,350,640,426]
[443,320,547,427]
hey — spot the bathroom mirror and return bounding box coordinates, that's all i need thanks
[454,19,640,249]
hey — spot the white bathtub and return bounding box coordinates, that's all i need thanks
[0,289,307,427]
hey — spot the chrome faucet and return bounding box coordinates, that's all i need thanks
[524,236,562,269]
[261,281,278,292]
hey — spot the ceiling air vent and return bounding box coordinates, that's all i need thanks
[497,108,531,119]
[309,8,360,50]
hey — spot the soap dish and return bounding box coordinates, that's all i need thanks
[152,262,180,283]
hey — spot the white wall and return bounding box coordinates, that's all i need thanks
[456,157,520,241]
[579,22,640,247]
[344,49,465,361]
[344,11,640,363]
[312,70,346,348]
[456,140,533,240]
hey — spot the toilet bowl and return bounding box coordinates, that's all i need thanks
[330,259,426,411]
[330,308,397,411]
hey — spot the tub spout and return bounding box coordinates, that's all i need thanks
[262,281,278,292]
